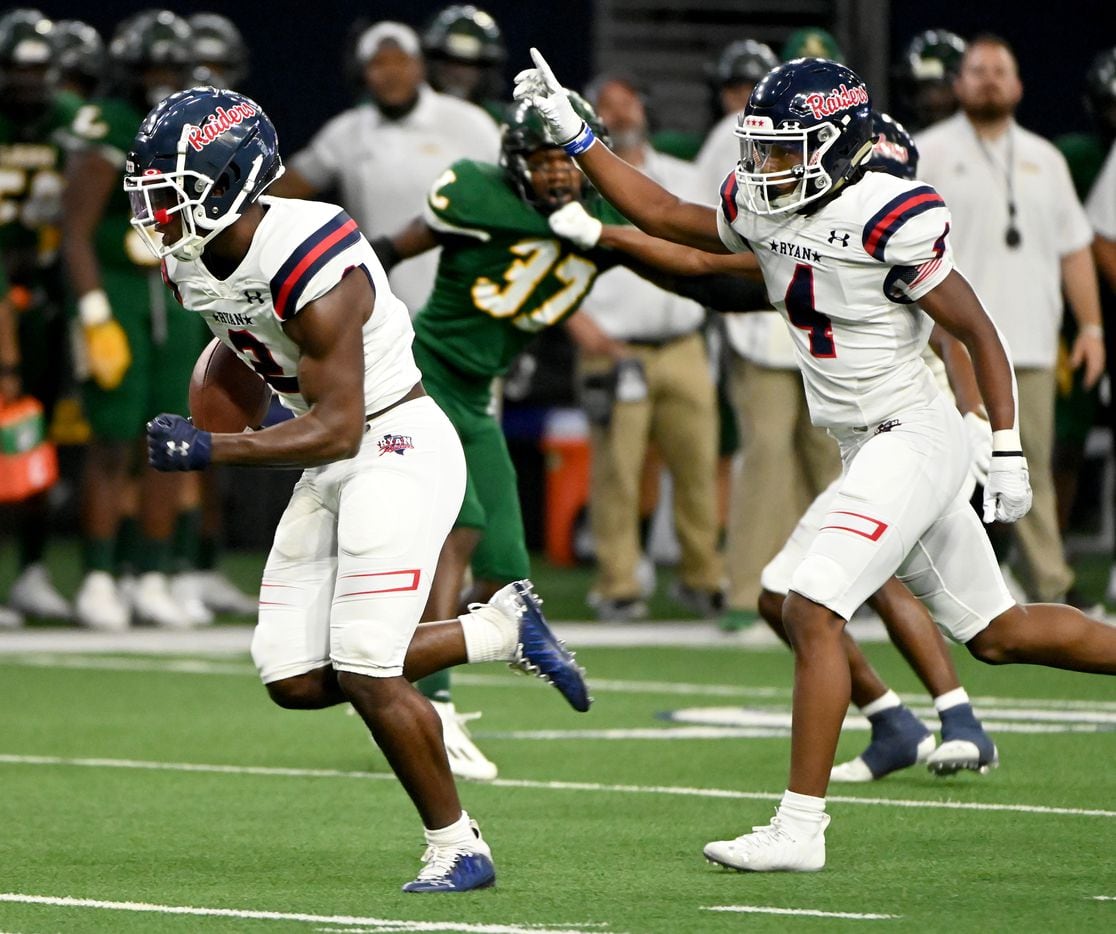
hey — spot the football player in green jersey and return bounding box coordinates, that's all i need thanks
[375,95,762,777]
[60,9,208,631]
[0,9,85,623]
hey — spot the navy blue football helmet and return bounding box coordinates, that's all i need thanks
[123,86,284,261]
[734,57,874,214]
[865,110,918,179]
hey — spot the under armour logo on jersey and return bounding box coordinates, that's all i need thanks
[378,433,415,456]
[828,230,850,247]
[244,290,266,304]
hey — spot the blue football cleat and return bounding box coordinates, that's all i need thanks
[496,579,592,712]
[927,703,999,776]
[402,824,496,893]
[831,704,935,782]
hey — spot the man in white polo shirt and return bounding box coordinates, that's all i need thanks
[917,34,1106,609]
[273,20,500,313]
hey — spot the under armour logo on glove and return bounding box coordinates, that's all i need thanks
[146,413,212,471]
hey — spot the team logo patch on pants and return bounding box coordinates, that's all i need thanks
[378,433,414,456]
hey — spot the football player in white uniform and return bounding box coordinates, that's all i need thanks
[124,87,590,892]
[515,52,1116,871]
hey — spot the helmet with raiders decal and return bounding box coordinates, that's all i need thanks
[124,86,283,261]
[865,110,918,179]
[734,57,874,215]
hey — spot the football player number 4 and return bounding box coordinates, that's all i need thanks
[785,263,836,358]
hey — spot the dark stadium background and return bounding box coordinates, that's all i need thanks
[39,1,1107,151]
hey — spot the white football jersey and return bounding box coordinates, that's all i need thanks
[164,196,420,418]
[716,170,954,428]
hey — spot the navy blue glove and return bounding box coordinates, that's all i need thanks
[146,414,212,471]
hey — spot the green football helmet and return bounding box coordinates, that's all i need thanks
[108,9,194,110]
[0,8,55,119]
[500,93,607,211]
[422,4,505,104]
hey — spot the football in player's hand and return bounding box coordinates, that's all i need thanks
[189,338,270,433]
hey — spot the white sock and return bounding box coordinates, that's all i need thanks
[934,687,970,713]
[860,689,902,718]
[460,604,517,662]
[425,810,475,847]
[777,789,827,834]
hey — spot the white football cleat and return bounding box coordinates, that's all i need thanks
[0,604,24,629]
[170,573,215,626]
[432,701,498,782]
[192,569,258,616]
[75,571,130,632]
[9,563,72,619]
[704,811,830,872]
[132,572,194,629]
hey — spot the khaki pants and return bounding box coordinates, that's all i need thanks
[1012,367,1074,600]
[583,333,722,600]
[725,357,841,611]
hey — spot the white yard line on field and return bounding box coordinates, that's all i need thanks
[7,653,1116,714]
[0,894,612,934]
[1,754,1113,819]
[703,905,899,920]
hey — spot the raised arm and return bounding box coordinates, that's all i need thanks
[515,49,725,253]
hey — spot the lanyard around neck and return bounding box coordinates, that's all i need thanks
[973,126,1021,248]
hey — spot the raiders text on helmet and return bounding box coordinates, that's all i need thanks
[734,57,874,215]
[123,86,284,261]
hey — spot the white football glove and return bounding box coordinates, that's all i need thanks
[982,429,1032,523]
[962,410,993,487]
[513,48,585,146]
[548,202,602,249]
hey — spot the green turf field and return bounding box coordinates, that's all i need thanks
[2,620,1115,932]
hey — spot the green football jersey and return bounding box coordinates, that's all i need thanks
[0,91,82,286]
[60,96,160,274]
[412,158,627,380]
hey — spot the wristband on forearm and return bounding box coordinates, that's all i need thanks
[562,122,596,156]
[991,428,1023,456]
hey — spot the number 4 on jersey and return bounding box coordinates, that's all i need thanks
[785,263,836,358]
